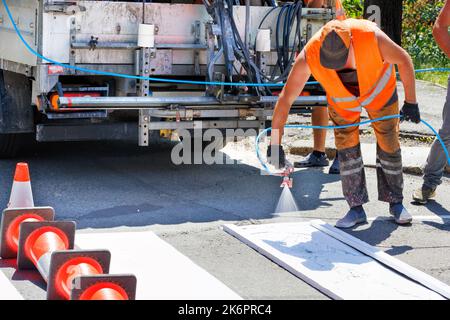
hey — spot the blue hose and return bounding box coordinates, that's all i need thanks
[1,0,448,88]
[415,68,450,73]
[256,115,450,176]
[0,0,293,88]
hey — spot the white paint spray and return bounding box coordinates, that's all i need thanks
[275,186,298,214]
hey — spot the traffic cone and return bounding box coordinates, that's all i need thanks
[7,163,34,208]
[335,0,347,21]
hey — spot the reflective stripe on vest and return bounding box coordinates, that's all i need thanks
[331,64,394,113]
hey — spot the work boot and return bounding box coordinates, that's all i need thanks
[294,151,329,168]
[389,203,413,225]
[329,154,340,175]
[412,186,436,204]
[335,206,367,229]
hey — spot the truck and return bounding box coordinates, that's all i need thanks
[0,0,333,158]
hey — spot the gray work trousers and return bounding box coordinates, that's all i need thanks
[423,76,450,189]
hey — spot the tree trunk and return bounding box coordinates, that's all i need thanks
[364,0,403,45]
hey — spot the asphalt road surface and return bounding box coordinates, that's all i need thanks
[0,137,449,300]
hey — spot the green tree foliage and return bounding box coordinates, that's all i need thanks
[403,0,449,68]
[341,0,448,84]
[342,0,364,18]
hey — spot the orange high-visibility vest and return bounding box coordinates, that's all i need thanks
[305,19,397,119]
[335,0,347,20]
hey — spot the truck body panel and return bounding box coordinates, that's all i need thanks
[0,1,332,146]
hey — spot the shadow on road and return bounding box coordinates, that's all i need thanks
[345,218,414,256]
[0,140,343,229]
[411,200,450,231]
[289,169,342,211]
[420,200,450,217]
[0,258,46,290]
[422,200,450,231]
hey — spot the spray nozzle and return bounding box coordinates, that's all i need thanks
[280,162,294,188]
[280,176,293,188]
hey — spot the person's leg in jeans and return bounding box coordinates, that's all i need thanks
[414,76,450,203]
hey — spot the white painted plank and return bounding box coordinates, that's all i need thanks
[223,222,444,300]
[310,220,450,299]
[76,231,241,300]
[0,269,23,300]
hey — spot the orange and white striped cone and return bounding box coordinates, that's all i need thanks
[7,163,34,208]
[335,0,347,21]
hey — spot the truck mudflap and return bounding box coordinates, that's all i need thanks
[0,70,34,134]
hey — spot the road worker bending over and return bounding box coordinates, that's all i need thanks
[267,18,421,228]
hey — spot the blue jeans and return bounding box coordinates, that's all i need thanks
[423,76,450,189]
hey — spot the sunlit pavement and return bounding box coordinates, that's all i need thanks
[0,137,449,299]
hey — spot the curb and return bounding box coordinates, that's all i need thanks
[289,147,450,176]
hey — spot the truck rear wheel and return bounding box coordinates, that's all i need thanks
[0,133,34,158]
[0,133,20,158]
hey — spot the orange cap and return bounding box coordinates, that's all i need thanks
[14,163,31,182]
[320,20,351,47]
[319,20,351,70]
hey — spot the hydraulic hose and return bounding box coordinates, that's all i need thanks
[3,0,447,88]
[256,115,450,176]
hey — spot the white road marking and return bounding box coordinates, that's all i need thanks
[224,221,446,300]
[312,220,450,299]
[76,230,241,300]
[0,269,23,300]
[273,212,450,222]
[368,215,450,222]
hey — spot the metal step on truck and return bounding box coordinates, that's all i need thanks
[0,0,332,158]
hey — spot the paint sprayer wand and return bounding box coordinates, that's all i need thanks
[280,161,294,189]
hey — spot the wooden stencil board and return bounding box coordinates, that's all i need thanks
[76,230,241,300]
[224,222,445,300]
[0,269,23,300]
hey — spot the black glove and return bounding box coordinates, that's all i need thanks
[267,145,286,169]
[400,101,421,124]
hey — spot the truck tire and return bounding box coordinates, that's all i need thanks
[0,133,26,159]
[0,133,35,158]
[0,133,20,158]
